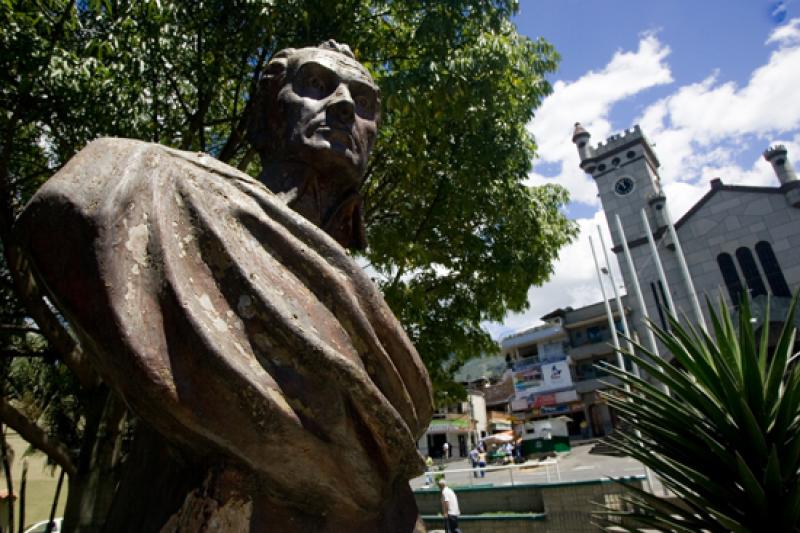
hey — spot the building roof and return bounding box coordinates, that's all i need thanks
[501,322,565,351]
[482,376,515,406]
[612,179,797,253]
[673,179,788,228]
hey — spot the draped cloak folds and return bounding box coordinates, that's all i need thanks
[15,138,434,517]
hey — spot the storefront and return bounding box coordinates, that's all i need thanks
[419,416,472,458]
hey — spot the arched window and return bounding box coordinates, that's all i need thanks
[717,253,744,304]
[755,241,791,297]
[735,247,767,297]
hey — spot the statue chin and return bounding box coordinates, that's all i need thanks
[16,138,432,530]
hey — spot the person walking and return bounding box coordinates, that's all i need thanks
[468,447,479,478]
[442,441,450,460]
[425,455,434,486]
[438,478,462,533]
[477,449,487,478]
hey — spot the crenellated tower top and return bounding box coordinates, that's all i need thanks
[572,124,660,177]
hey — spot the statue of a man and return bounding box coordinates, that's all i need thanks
[16,41,432,532]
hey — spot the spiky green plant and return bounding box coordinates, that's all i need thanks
[596,296,800,532]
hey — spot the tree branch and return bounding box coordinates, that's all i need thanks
[0,324,41,334]
[2,243,98,388]
[0,397,77,477]
[218,47,269,163]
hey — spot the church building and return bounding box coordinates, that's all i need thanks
[572,123,800,349]
[494,123,800,440]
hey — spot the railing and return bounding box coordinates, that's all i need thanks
[420,460,561,487]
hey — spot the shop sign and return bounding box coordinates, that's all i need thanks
[540,404,570,415]
[533,393,557,408]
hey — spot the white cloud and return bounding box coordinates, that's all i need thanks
[637,17,800,187]
[766,15,800,45]
[526,33,673,205]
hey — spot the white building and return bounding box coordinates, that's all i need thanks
[416,392,487,459]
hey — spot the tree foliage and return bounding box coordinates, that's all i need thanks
[1,0,573,395]
[0,0,573,525]
[597,297,800,532]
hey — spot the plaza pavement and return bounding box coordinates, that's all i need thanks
[410,442,665,492]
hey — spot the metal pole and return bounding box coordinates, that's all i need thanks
[590,236,624,372]
[597,225,640,377]
[615,214,660,358]
[596,230,659,494]
[616,214,670,396]
[663,203,707,333]
[641,209,676,318]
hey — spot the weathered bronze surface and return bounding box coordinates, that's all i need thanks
[15,41,432,532]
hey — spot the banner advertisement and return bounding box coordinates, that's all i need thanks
[512,359,573,398]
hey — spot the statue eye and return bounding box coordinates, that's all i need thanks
[308,76,324,90]
[354,95,370,109]
[353,92,377,118]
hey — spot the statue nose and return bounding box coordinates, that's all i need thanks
[328,85,355,124]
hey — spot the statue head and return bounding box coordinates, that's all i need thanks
[248,41,380,189]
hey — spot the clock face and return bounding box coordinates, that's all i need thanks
[614,177,634,196]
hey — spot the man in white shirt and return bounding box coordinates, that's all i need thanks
[438,479,462,533]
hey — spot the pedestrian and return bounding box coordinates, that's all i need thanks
[438,478,462,533]
[442,441,450,459]
[580,419,590,439]
[468,447,479,478]
[425,455,434,486]
[478,449,487,478]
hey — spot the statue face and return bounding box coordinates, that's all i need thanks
[277,48,379,182]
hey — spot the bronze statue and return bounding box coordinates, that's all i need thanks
[16,41,432,532]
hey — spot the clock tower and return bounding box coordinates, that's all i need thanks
[572,123,667,249]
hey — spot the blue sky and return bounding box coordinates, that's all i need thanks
[486,0,800,338]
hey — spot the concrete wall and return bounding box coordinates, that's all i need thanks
[416,477,645,533]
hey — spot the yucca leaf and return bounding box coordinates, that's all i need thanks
[780,478,800,530]
[763,445,782,499]
[735,394,770,459]
[773,362,800,444]
[600,353,729,429]
[765,293,799,417]
[757,297,771,377]
[595,478,714,530]
[600,355,740,444]
[595,294,800,532]
[705,508,752,533]
[737,298,766,422]
[734,451,768,517]
[781,425,800,483]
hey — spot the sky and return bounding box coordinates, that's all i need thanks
[485,0,800,339]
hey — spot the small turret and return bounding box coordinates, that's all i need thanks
[572,122,593,163]
[764,145,800,207]
[648,191,668,229]
[763,145,798,185]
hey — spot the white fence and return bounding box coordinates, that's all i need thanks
[420,459,561,487]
